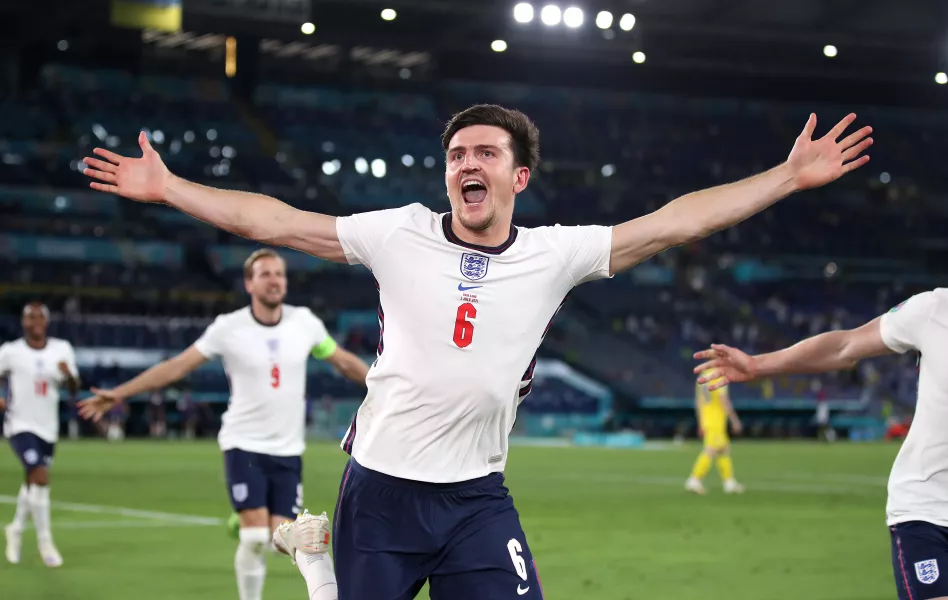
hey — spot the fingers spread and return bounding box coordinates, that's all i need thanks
[83,168,117,184]
[827,113,857,141]
[841,137,873,162]
[842,154,871,174]
[90,182,119,194]
[92,147,124,164]
[838,125,872,151]
[801,113,817,139]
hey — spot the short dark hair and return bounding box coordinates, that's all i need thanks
[23,301,49,318]
[441,104,540,171]
[243,248,283,280]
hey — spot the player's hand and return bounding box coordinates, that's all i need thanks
[77,388,124,422]
[82,131,170,203]
[57,361,72,378]
[785,113,872,190]
[693,344,757,390]
[731,419,744,436]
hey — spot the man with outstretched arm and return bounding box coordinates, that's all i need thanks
[83,106,870,599]
[694,290,948,600]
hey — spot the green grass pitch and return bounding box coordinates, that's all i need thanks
[0,440,898,599]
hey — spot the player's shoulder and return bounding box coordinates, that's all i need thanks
[0,338,21,353]
[889,289,948,317]
[518,222,607,242]
[282,304,321,323]
[46,337,75,351]
[211,306,253,327]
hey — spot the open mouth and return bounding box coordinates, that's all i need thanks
[461,180,487,205]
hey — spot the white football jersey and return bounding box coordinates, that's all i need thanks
[194,305,332,457]
[0,338,78,443]
[880,289,948,527]
[336,203,612,482]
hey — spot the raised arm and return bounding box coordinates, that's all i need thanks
[77,345,209,421]
[323,347,371,387]
[693,318,892,391]
[609,113,872,274]
[83,132,345,263]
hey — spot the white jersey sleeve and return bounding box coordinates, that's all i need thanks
[304,309,337,360]
[880,292,937,354]
[193,316,228,359]
[545,224,613,286]
[335,205,420,269]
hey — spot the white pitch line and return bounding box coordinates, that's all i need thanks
[0,495,224,526]
[19,520,218,530]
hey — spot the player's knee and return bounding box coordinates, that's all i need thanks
[28,467,49,486]
[238,507,269,529]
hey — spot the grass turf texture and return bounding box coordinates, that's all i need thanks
[1,440,897,599]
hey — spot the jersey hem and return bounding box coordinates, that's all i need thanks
[351,451,504,484]
[218,441,305,457]
[886,514,948,528]
[4,427,58,444]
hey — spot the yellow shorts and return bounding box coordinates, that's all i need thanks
[702,426,730,450]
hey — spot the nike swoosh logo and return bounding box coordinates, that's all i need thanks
[517,585,530,595]
[458,283,482,291]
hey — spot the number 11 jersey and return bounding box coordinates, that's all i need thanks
[336,203,613,483]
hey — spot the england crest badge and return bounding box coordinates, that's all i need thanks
[232,483,249,503]
[460,253,490,281]
[916,559,940,584]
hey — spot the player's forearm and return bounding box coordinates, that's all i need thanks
[752,330,862,377]
[113,359,191,400]
[660,163,798,244]
[339,354,370,387]
[64,375,80,396]
[163,176,344,261]
[164,175,298,243]
[610,164,799,273]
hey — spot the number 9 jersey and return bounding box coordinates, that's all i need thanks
[335,203,613,483]
[194,305,334,457]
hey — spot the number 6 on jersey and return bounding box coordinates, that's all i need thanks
[507,538,528,581]
[453,303,476,348]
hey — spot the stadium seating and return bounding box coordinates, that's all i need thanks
[0,61,936,441]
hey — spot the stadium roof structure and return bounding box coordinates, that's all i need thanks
[4,0,948,105]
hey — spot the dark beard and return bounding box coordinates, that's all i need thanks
[457,210,494,232]
[259,298,282,310]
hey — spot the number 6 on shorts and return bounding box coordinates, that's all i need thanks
[507,538,528,580]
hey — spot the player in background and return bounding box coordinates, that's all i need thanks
[2,302,80,568]
[82,107,871,599]
[685,368,744,495]
[693,290,948,600]
[78,249,369,600]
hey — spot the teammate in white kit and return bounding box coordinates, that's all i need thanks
[693,289,948,600]
[82,105,872,598]
[2,301,80,568]
[78,249,369,600]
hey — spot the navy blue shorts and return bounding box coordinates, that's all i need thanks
[8,432,55,474]
[891,521,948,599]
[223,449,303,518]
[333,459,545,600]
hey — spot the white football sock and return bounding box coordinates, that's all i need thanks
[10,485,31,533]
[27,485,51,542]
[295,550,338,600]
[235,527,269,600]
